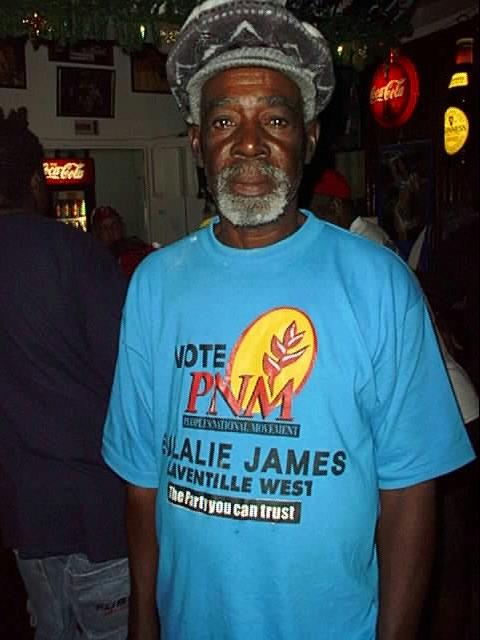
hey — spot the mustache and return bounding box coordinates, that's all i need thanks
[220,162,278,180]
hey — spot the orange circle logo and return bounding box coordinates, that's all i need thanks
[226,307,317,418]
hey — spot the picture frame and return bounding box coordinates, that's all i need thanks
[376,140,433,270]
[48,40,114,66]
[0,38,26,89]
[57,66,115,118]
[131,45,169,93]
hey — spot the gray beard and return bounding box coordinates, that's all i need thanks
[213,163,291,227]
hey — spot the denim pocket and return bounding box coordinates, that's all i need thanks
[66,555,129,639]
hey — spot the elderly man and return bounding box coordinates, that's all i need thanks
[101,1,475,639]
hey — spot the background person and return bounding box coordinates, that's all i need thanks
[91,204,124,250]
[309,167,399,252]
[91,205,157,279]
[101,2,475,639]
[0,107,130,639]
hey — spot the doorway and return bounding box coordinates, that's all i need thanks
[89,148,147,241]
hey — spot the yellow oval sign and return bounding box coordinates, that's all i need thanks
[444,106,469,155]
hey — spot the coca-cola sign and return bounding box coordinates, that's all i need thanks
[43,158,95,185]
[369,55,419,128]
[370,78,406,104]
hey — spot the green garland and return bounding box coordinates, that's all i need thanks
[0,0,414,65]
[0,1,182,50]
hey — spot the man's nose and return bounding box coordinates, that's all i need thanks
[231,120,268,159]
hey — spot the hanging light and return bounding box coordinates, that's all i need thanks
[158,23,179,45]
[22,12,48,38]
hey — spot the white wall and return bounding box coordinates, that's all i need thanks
[0,40,205,246]
[0,40,186,143]
[89,149,147,239]
[148,139,205,246]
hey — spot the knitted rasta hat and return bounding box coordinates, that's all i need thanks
[166,0,335,125]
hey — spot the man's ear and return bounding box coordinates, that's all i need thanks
[305,120,320,165]
[188,125,204,168]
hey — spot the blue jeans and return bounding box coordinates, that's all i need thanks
[15,552,129,639]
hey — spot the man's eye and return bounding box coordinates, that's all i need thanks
[212,117,235,129]
[268,117,288,127]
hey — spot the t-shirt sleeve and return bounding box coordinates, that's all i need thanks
[371,292,475,490]
[102,274,158,488]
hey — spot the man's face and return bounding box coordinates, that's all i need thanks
[190,67,318,228]
[93,215,123,248]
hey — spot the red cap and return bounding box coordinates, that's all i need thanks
[91,206,121,225]
[313,169,351,200]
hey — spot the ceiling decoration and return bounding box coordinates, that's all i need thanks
[0,0,417,69]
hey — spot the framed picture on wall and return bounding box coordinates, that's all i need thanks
[0,38,26,89]
[376,140,433,270]
[57,66,115,118]
[48,40,114,66]
[131,45,169,93]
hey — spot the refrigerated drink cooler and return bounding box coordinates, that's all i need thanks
[43,158,96,232]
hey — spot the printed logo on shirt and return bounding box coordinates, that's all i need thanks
[167,307,347,524]
[180,307,316,423]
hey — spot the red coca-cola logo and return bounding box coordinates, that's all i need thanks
[369,55,419,128]
[370,78,406,104]
[43,158,95,185]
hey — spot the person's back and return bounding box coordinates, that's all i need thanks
[0,213,130,638]
[0,214,127,560]
[0,108,130,639]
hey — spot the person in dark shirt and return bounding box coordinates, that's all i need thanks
[0,107,130,638]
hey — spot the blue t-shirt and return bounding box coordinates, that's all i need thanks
[102,211,474,640]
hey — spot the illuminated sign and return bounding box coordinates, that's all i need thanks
[448,72,469,89]
[369,55,420,128]
[43,158,95,185]
[444,106,469,155]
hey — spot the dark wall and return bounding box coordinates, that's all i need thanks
[364,18,479,248]
[363,18,479,384]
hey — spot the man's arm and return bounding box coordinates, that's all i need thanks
[126,484,160,640]
[376,480,436,640]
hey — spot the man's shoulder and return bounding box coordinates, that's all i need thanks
[1,212,73,259]
[134,227,208,276]
[1,213,124,282]
[318,215,419,303]
[0,211,54,232]
[349,216,399,254]
[1,212,86,246]
[320,215,395,258]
